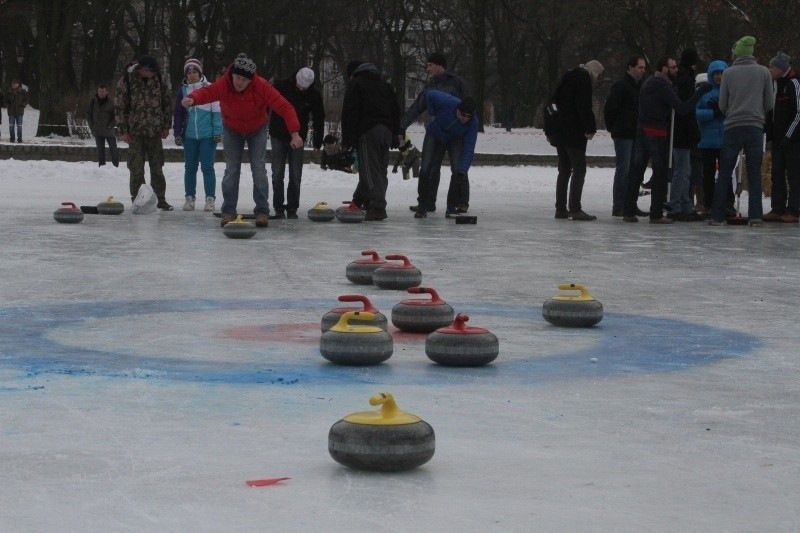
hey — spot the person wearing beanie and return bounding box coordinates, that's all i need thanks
[604,56,647,217]
[708,37,774,226]
[401,52,472,216]
[181,53,303,228]
[412,91,479,218]
[667,48,705,221]
[115,55,174,210]
[346,60,363,80]
[6,79,28,143]
[86,84,120,167]
[622,56,713,223]
[340,62,402,220]
[764,51,800,223]
[547,61,603,221]
[268,66,325,219]
[173,58,222,212]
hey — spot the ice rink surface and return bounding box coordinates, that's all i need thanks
[1,124,799,531]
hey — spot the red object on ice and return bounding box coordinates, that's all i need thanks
[245,477,291,487]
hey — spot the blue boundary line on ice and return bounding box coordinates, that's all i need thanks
[0,298,760,386]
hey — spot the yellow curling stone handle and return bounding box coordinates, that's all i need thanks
[551,283,597,301]
[311,201,330,210]
[343,392,421,425]
[329,311,383,334]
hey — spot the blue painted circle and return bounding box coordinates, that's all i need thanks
[0,298,760,385]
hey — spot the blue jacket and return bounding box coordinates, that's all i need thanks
[695,60,728,149]
[425,90,478,172]
[173,77,222,140]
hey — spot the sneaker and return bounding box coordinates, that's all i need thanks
[409,205,435,213]
[708,219,726,226]
[748,219,763,227]
[286,209,298,219]
[269,210,285,220]
[364,209,387,221]
[777,213,799,223]
[554,209,569,219]
[649,217,674,224]
[414,210,427,218]
[569,210,596,221]
[255,214,269,227]
[157,201,174,211]
[623,216,638,223]
[204,197,215,212]
[183,196,195,211]
[445,207,459,218]
[220,214,235,227]
[456,205,469,214]
[763,210,782,222]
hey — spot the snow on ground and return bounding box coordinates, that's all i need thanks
[0,108,799,532]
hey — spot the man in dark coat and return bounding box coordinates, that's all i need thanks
[87,84,120,167]
[623,56,712,223]
[341,62,402,221]
[268,67,325,219]
[551,60,603,221]
[764,51,800,223]
[402,52,472,215]
[604,56,646,216]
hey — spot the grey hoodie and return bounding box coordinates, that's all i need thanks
[718,56,773,130]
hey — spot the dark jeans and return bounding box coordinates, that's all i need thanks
[95,135,119,167]
[701,148,733,211]
[612,138,634,212]
[555,145,587,212]
[710,126,764,222]
[625,129,668,219]
[271,137,305,211]
[770,141,800,216]
[417,131,466,211]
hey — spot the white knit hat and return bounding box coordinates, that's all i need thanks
[583,60,604,81]
[296,67,315,89]
[183,58,203,76]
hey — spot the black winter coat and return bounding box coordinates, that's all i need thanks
[766,69,800,144]
[340,64,401,148]
[672,63,700,148]
[553,67,596,149]
[269,72,326,149]
[603,73,640,139]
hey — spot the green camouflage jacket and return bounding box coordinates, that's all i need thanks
[114,67,172,137]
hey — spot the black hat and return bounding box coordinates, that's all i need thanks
[232,53,256,80]
[680,48,699,67]
[426,52,447,69]
[346,60,363,78]
[457,97,476,117]
[137,55,160,73]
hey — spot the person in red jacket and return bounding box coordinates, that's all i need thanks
[182,53,302,227]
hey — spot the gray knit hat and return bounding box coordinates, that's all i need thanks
[770,51,791,72]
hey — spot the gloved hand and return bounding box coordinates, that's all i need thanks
[697,81,714,94]
[707,99,724,119]
[213,134,222,144]
[174,136,182,146]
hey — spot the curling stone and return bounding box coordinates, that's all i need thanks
[345,250,388,285]
[319,311,393,365]
[307,201,336,222]
[425,313,499,367]
[328,392,435,472]
[542,283,603,327]
[372,254,422,290]
[321,295,389,332]
[222,215,257,239]
[53,202,84,224]
[97,196,125,215]
[335,201,365,223]
[391,287,455,333]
